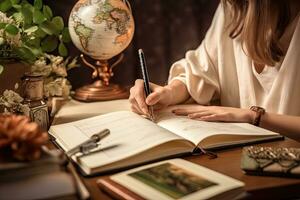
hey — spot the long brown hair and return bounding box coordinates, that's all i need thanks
[223,0,291,66]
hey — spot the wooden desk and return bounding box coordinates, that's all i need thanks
[53,100,300,199]
[76,138,300,200]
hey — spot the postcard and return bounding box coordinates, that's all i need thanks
[110,159,244,200]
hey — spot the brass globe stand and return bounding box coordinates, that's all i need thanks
[73,54,129,102]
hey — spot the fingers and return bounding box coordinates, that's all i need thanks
[146,91,161,106]
[188,111,216,119]
[172,106,228,122]
[192,114,219,121]
[172,106,207,116]
[172,108,203,116]
[129,79,149,114]
[130,79,172,115]
[147,84,172,107]
[129,97,144,114]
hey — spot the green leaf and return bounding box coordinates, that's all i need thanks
[61,27,71,43]
[43,5,52,20]
[34,27,47,38]
[58,42,68,57]
[21,5,33,25]
[10,0,20,5]
[66,56,79,70]
[52,16,64,32]
[0,0,12,12]
[5,24,19,35]
[12,12,23,23]
[0,23,7,29]
[26,37,40,47]
[29,46,42,56]
[15,46,36,62]
[0,65,4,75]
[0,37,4,45]
[12,4,21,11]
[24,25,38,34]
[34,0,42,10]
[33,9,46,24]
[41,35,58,52]
[39,21,58,35]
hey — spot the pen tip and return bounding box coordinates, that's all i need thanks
[138,49,143,54]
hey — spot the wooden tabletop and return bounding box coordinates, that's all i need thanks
[77,137,300,200]
[51,100,300,199]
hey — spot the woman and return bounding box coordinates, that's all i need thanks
[129,0,300,139]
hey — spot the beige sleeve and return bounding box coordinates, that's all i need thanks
[168,4,225,105]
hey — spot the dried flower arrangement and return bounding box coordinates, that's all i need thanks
[30,54,78,99]
[0,84,29,114]
[0,54,79,115]
[0,0,79,113]
[0,114,48,161]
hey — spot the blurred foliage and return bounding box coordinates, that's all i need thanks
[0,0,70,68]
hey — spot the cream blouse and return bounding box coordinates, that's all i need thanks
[168,4,300,116]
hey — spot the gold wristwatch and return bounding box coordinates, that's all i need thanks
[250,106,265,126]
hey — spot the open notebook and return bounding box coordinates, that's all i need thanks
[49,105,282,175]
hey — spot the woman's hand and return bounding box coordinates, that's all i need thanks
[129,79,173,116]
[172,105,255,123]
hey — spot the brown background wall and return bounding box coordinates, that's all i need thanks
[0,0,219,93]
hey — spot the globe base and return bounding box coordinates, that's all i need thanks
[72,81,129,102]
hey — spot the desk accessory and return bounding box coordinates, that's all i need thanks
[97,159,245,200]
[0,114,48,161]
[241,146,300,177]
[138,49,155,121]
[49,105,282,176]
[0,147,77,200]
[22,74,49,131]
[67,128,110,157]
[68,0,135,101]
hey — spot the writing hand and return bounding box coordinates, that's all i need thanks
[172,105,255,123]
[129,79,173,116]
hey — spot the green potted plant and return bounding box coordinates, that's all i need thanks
[0,0,71,73]
[0,0,78,115]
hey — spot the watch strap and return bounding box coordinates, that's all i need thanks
[250,106,265,126]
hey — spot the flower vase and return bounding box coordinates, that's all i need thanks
[22,74,49,131]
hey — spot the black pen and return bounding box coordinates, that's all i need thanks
[138,49,155,121]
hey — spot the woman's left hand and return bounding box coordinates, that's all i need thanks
[172,105,255,123]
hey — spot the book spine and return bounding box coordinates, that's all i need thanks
[97,178,145,200]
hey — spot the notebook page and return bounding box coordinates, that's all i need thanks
[49,111,182,168]
[156,106,278,146]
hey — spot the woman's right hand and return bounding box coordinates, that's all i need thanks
[129,79,173,116]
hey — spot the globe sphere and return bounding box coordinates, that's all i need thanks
[69,0,135,60]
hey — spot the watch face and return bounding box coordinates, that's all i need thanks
[253,106,265,114]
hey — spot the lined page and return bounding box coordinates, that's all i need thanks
[49,111,182,168]
[156,105,278,146]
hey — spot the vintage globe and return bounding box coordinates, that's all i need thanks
[69,0,135,60]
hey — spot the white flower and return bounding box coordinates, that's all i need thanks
[44,77,71,98]
[18,104,30,115]
[52,64,67,77]
[29,54,77,98]
[0,89,29,115]
[30,56,52,76]
[2,90,24,105]
[45,54,68,77]
[0,11,21,47]
[0,11,14,24]
[61,78,72,97]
